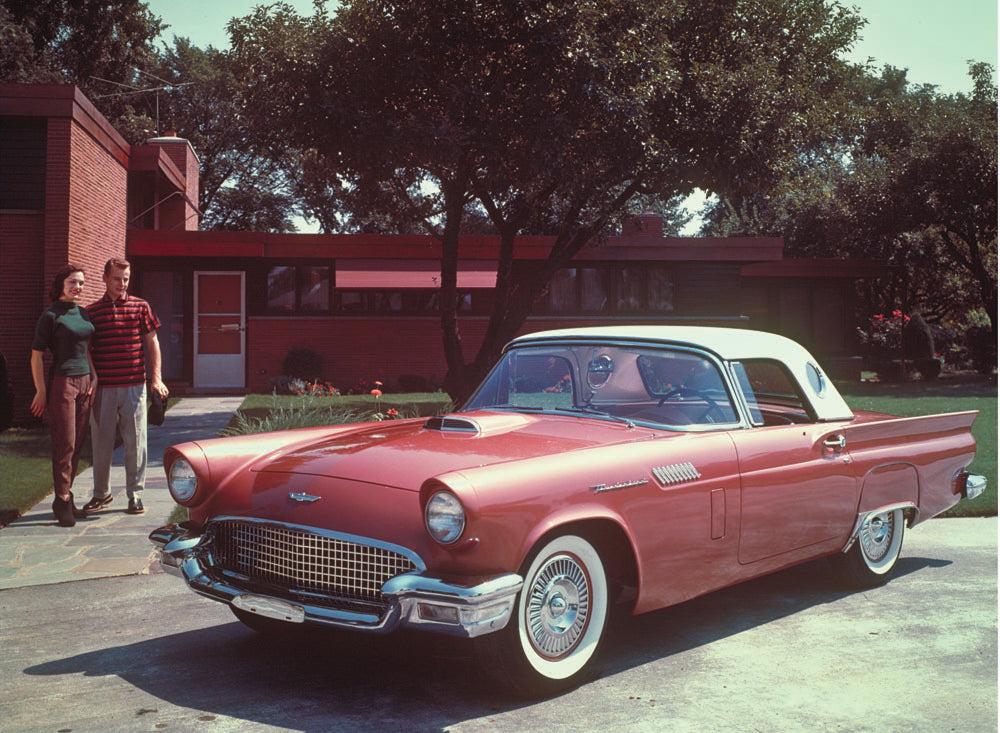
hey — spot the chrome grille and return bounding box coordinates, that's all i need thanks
[207,520,417,615]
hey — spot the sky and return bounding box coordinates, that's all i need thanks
[146,0,998,94]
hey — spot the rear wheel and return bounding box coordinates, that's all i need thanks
[475,534,609,698]
[832,508,904,588]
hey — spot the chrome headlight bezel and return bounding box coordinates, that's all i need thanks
[168,457,199,504]
[425,490,466,545]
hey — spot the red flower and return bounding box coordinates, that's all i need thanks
[371,389,382,397]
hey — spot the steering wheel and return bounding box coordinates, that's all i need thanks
[658,387,724,423]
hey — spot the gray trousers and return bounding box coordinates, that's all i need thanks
[90,384,147,500]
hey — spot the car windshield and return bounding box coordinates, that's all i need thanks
[463,342,740,429]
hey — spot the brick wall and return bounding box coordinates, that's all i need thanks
[245,315,712,393]
[247,317,489,392]
[1,91,128,425]
[66,119,127,285]
[0,213,46,417]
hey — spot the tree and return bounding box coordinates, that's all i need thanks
[229,0,865,400]
[705,62,998,348]
[150,37,299,231]
[1,0,165,143]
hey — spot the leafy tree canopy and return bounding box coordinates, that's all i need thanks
[229,0,865,399]
[1,0,165,142]
[705,61,997,344]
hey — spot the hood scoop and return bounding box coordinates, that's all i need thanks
[423,411,532,436]
[424,416,480,433]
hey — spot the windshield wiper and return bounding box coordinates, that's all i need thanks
[552,406,635,429]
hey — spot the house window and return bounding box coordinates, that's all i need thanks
[541,265,673,315]
[267,265,331,314]
[334,290,477,314]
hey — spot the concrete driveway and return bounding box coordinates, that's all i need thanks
[1,517,995,732]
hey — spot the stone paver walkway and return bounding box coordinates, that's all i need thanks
[0,396,243,589]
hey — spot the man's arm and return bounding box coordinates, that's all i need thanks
[144,331,169,398]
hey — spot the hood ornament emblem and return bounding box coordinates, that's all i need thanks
[289,492,321,503]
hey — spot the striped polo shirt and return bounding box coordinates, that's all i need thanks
[88,293,161,387]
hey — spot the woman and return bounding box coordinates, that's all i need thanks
[30,265,97,527]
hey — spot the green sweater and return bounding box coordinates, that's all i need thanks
[32,302,95,377]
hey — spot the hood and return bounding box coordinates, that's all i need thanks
[250,410,660,490]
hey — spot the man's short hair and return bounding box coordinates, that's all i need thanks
[104,257,131,276]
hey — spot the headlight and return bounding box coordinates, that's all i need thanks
[168,458,199,503]
[425,491,465,544]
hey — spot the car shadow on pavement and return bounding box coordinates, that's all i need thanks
[598,554,950,677]
[21,555,950,728]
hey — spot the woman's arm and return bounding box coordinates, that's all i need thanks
[30,350,46,417]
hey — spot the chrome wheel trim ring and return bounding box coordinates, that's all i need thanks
[524,553,591,660]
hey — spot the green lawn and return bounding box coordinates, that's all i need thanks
[3,381,995,528]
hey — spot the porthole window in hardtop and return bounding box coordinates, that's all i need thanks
[806,362,827,397]
[730,360,817,425]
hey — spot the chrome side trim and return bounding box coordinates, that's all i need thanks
[841,503,919,553]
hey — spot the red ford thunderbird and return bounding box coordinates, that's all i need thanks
[151,326,985,696]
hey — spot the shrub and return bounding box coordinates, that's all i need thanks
[281,346,323,382]
[902,312,935,359]
[223,393,363,436]
[914,357,943,380]
[967,326,997,374]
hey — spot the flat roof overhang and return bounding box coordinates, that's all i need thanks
[128,230,785,263]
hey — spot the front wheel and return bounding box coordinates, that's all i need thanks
[474,534,609,698]
[831,508,904,588]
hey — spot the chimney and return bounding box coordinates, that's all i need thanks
[146,132,201,231]
[621,211,664,238]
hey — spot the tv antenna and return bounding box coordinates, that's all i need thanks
[91,68,193,136]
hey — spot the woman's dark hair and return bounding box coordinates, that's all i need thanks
[49,264,86,303]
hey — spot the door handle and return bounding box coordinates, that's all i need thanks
[823,435,846,450]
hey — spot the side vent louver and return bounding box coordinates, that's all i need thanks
[652,462,702,486]
[423,416,480,434]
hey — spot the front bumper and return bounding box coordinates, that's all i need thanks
[149,522,522,639]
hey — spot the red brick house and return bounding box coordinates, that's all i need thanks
[1,83,875,421]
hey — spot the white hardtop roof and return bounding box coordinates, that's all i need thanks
[510,326,855,422]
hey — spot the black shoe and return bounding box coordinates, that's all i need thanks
[127,498,145,515]
[82,495,112,513]
[52,494,76,527]
[69,491,87,519]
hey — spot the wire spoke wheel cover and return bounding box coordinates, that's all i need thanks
[525,552,592,659]
[859,511,895,564]
[515,534,609,683]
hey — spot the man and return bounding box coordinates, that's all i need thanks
[83,258,169,515]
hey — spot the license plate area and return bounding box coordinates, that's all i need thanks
[232,594,305,623]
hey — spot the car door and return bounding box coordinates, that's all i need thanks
[729,359,859,565]
[732,424,858,564]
